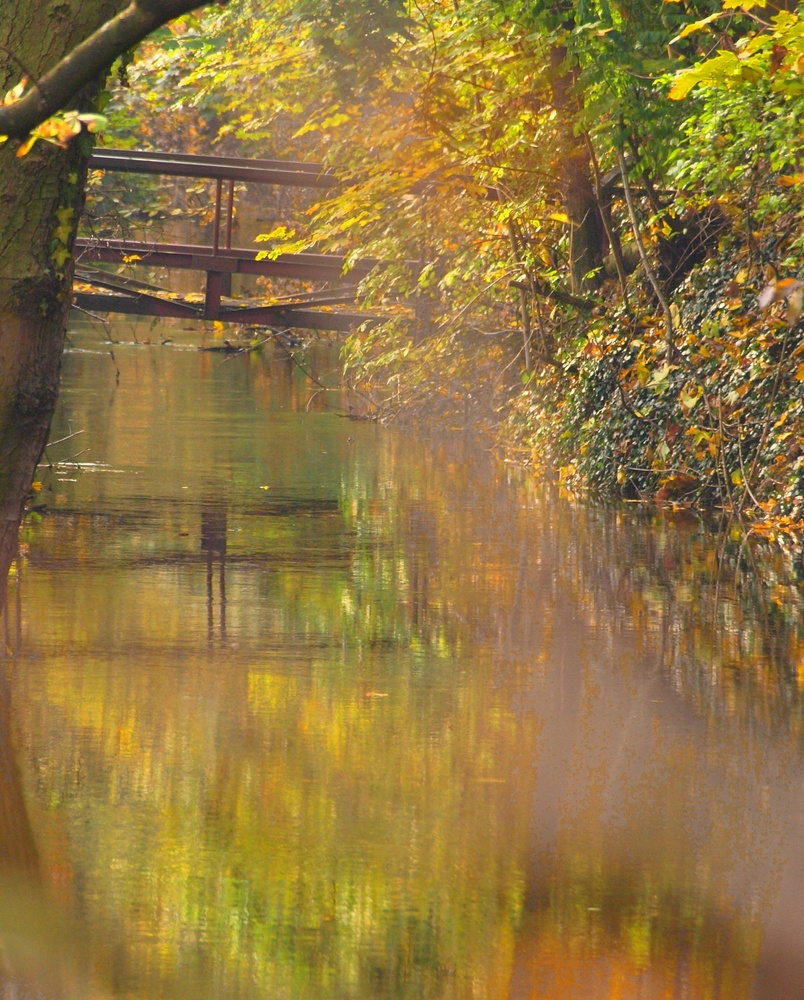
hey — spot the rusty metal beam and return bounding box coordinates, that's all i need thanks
[88,148,502,200]
[72,290,375,329]
[73,292,202,319]
[74,238,378,282]
[204,272,223,319]
[90,147,331,176]
[218,306,376,330]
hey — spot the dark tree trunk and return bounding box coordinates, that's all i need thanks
[0,0,123,608]
[549,44,605,294]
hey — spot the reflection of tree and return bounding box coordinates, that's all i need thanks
[750,833,804,1000]
[0,664,38,877]
[200,506,227,645]
[0,646,78,999]
[2,558,22,657]
[406,502,435,627]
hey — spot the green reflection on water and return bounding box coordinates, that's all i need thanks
[2,322,794,999]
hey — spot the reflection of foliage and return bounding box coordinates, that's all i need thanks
[531,490,804,745]
[10,333,793,998]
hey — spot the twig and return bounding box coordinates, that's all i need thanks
[737,323,792,515]
[71,304,118,342]
[434,267,523,337]
[615,142,674,355]
[585,132,630,307]
[508,220,532,371]
[0,45,42,95]
[510,279,598,311]
[220,335,271,358]
[46,429,84,449]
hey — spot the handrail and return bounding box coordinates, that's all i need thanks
[89,148,337,189]
[89,148,339,255]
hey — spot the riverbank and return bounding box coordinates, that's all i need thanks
[343,228,804,544]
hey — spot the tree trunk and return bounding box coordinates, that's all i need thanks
[0,0,122,607]
[549,43,604,294]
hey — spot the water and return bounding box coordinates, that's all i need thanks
[3,319,804,999]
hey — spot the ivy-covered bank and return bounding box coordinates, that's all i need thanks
[345,227,804,536]
[503,242,804,526]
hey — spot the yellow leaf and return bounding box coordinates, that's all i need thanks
[793,363,804,381]
[672,12,722,41]
[4,78,27,105]
[15,135,37,157]
[668,51,741,99]
[668,70,703,100]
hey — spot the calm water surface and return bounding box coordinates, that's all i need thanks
[3,321,804,999]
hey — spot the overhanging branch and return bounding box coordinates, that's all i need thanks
[0,0,227,140]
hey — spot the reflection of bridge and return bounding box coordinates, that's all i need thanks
[73,148,381,330]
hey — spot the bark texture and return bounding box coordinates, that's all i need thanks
[549,43,604,294]
[0,0,126,607]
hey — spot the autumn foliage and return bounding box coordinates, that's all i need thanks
[96,0,804,533]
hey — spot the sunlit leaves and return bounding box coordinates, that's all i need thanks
[668,51,755,100]
[0,77,108,154]
[669,3,804,100]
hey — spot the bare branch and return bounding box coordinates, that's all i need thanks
[0,0,228,140]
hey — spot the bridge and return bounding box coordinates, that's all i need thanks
[73,148,384,331]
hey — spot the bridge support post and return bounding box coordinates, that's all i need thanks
[205,271,223,319]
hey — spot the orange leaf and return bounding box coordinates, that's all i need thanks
[758,278,804,309]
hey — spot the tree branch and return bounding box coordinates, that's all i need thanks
[509,279,598,311]
[0,0,227,140]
